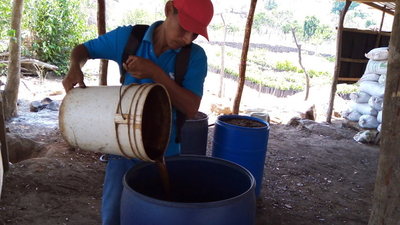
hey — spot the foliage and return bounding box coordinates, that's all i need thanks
[365,20,377,28]
[122,9,151,26]
[10,0,96,75]
[353,8,368,19]
[331,1,360,14]
[337,83,358,94]
[203,41,334,95]
[253,12,268,34]
[303,16,319,41]
[265,0,277,11]
[276,60,297,72]
[282,24,291,35]
[0,0,13,51]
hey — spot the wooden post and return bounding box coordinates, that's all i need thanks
[97,0,108,86]
[368,1,400,223]
[233,0,257,115]
[326,0,351,123]
[375,5,386,48]
[0,98,9,172]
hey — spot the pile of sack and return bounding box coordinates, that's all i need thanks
[342,47,388,133]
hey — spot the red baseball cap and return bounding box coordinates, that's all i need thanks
[173,0,214,41]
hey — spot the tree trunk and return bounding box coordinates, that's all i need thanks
[4,0,24,120]
[97,0,108,86]
[232,0,257,115]
[326,0,351,123]
[368,1,400,224]
[291,27,310,101]
[218,13,227,98]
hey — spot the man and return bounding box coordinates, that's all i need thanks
[62,0,214,224]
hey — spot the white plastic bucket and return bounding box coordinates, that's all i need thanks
[59,83,172,162]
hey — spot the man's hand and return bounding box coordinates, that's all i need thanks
[123,56,163,80]
[62,66,86,93]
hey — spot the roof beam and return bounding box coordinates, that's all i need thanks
[363,2,395,15]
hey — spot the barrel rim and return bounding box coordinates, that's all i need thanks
[122,155,256,208]
[216,115,270,130]
[185,111,209,123]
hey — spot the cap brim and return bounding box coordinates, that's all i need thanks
[178,11,209,41]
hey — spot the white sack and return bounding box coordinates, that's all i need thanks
[350,91,371,103]
[358,73,380,83]
[377,110,382,123]
[365,47,389,61]
[368,96,384,111]
[350,101,378,116]
[378,74,386,85]
[358,81,385,98]
[365,60,387,75]
[342,108,362,121]
[358,115,380,129]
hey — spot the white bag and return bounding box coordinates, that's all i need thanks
[365,60,387,75]
[365,47,389,61]
[377,124,381,132]
[378,74,386,85]
[342,108,362,121]
[350,91,371,103]
[353,130,374,143]
[358,115,380,129]
[358,81,385,98]
[368,96,384,111]
[377,110,382,123]
[350,101,378,116]
[358,73,380,83]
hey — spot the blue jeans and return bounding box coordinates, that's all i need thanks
[101,155,141,225]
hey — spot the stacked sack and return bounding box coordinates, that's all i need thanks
[342,47,387,132]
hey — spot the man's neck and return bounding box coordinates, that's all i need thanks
[152,23,169,57]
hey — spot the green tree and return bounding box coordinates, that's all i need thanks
[303,15,319,41]
[253,12,267,34]
[22,0,95,74]
[332,1,359,14]
[265,0,277,11]
[122,8,150,26]
[365,20,377,28]
[315,24,334,41]
[282,24,291,35]
[0,0,13,51]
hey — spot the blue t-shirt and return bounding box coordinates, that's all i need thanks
[84,21,208,157]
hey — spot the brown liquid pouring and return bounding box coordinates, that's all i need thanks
[145,146,172,201]
[155,156,171,201]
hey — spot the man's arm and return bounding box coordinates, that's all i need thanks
[123,56,201,118]
[62,44,90,93]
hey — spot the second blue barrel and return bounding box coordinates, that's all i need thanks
[180,111,209,155]
[212,115,270,198]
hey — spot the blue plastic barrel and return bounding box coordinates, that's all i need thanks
[121,155,256,225]
[180,111,209,155]
[211,115,270,198]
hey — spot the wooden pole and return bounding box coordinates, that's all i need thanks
[232,0,257,115]
[326,0,351,123]
[218,13,227,98]
[0,98,9,173]
[97,0,108,86]
[368,1,400,223]
[375,5,386,48]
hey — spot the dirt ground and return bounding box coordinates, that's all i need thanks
[0,73,380,225]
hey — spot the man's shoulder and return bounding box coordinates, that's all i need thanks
[189,43,206,57]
